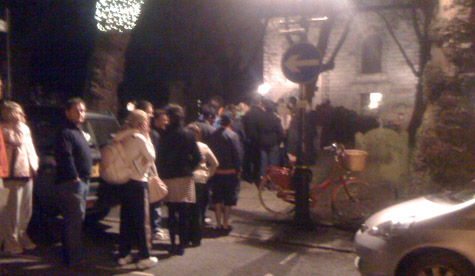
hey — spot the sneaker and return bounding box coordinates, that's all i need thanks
[136,256,159,269]
[4,238,23,255]
[19,235,37,250]
[203,217,212,225]
[118,254,133,266]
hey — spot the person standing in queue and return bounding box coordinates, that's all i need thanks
[0,102,39,255]
[55,98,92,265]
[157,104,201,256]
[114,109,158,269]
[208,112,242,232]
[135,101,168,241]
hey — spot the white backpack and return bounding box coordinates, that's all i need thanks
[99,141,132,185]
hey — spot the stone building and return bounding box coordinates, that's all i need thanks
[263,6,419,128]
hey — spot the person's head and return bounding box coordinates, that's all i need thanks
[153,108,169,131]
[201,104,216,124]
[1,101,24,124]
[186,123,201,141]
[236,102,249,116]
[135,100,154,119]
[165,104,185,128]
[125,109,149,132]
[219,112,233,128]
[65,98,86,126]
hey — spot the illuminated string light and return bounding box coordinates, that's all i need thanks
[95,0,144,32]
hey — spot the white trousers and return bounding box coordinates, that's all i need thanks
[0,178,33,243]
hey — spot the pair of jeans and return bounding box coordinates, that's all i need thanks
[57,179,89,264]
[259,146,280,178]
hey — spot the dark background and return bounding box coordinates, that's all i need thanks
[0,0,268,110]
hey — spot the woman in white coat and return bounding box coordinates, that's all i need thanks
[0,101,39,254]
[114,109,159,269]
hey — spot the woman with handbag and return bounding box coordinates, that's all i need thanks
[113,109,158,269]
[0,102,39,255]
[157,104,201,256]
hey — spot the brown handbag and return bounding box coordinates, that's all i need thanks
[148,164,168,204]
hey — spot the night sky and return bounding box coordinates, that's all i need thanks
[4,0,267,109]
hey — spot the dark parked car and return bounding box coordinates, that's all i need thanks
[24,105,121,224]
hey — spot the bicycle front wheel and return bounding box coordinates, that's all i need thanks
[331,179,373,223]
[258,176,295,215]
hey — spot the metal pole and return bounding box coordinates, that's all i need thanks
[293,84,311,227]
[6,8,12,99]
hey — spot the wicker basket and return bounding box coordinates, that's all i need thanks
[343,150,368,172]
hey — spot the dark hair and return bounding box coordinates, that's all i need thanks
[219,112,233,126]
[154,108,166,118]
[65,98,85,111]
[201,104,217,118]
[166,104,184,126]
[135,100,153,111]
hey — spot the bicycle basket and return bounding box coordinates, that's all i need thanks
[266,166,293,190]
[343,150,368,172]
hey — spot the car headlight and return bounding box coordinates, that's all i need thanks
[366,216,415,239]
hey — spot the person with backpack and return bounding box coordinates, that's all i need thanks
[111,109,158,269]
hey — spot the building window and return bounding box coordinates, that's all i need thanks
[361,35,382,74]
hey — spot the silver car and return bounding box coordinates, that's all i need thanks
[354,186,475,276]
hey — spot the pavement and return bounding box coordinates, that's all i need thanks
[213,180,356,253]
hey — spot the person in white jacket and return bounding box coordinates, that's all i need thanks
[113,109,158,269]
[0,101,39,255]
[185,124,219,246]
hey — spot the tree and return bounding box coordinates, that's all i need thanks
[85,0,144,114]
[410,0,475,193]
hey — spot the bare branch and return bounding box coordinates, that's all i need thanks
[376,10,419,76]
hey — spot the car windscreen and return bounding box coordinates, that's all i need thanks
[427,184,475,204]
[87,117,120,148]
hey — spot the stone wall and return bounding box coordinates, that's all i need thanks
[263,9,419,128]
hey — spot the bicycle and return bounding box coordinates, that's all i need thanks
[258,143,373,222]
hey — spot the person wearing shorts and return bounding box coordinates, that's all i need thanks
[208,112,242,232]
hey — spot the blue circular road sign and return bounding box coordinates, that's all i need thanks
[281,43,321,84]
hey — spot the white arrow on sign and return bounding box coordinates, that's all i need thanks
[284,54,320,73]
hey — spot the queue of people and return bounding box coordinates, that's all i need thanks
[0,94,298,271]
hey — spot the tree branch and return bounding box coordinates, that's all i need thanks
[376,10,419,76]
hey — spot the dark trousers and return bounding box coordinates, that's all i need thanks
[118,180,151,259]
[57,179,89,264]
[243,141,260,183]
[167,202,191,248]
[186,183,208,245]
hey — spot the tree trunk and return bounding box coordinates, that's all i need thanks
[410,0,475,195]
[85,32,131,114]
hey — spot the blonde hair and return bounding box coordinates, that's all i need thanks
[125,109,148,129]
[1,101,24,123]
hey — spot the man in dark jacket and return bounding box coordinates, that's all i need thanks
[55,98,92,265]
[208,112,242,232]
[241,99,266,184]
[256,99,284,179]
[192,104,216,145]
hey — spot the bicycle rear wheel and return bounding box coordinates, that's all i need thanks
[331,178,373,223]
[258,176,295,215]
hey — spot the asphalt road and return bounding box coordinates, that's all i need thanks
[0,181,361,276]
